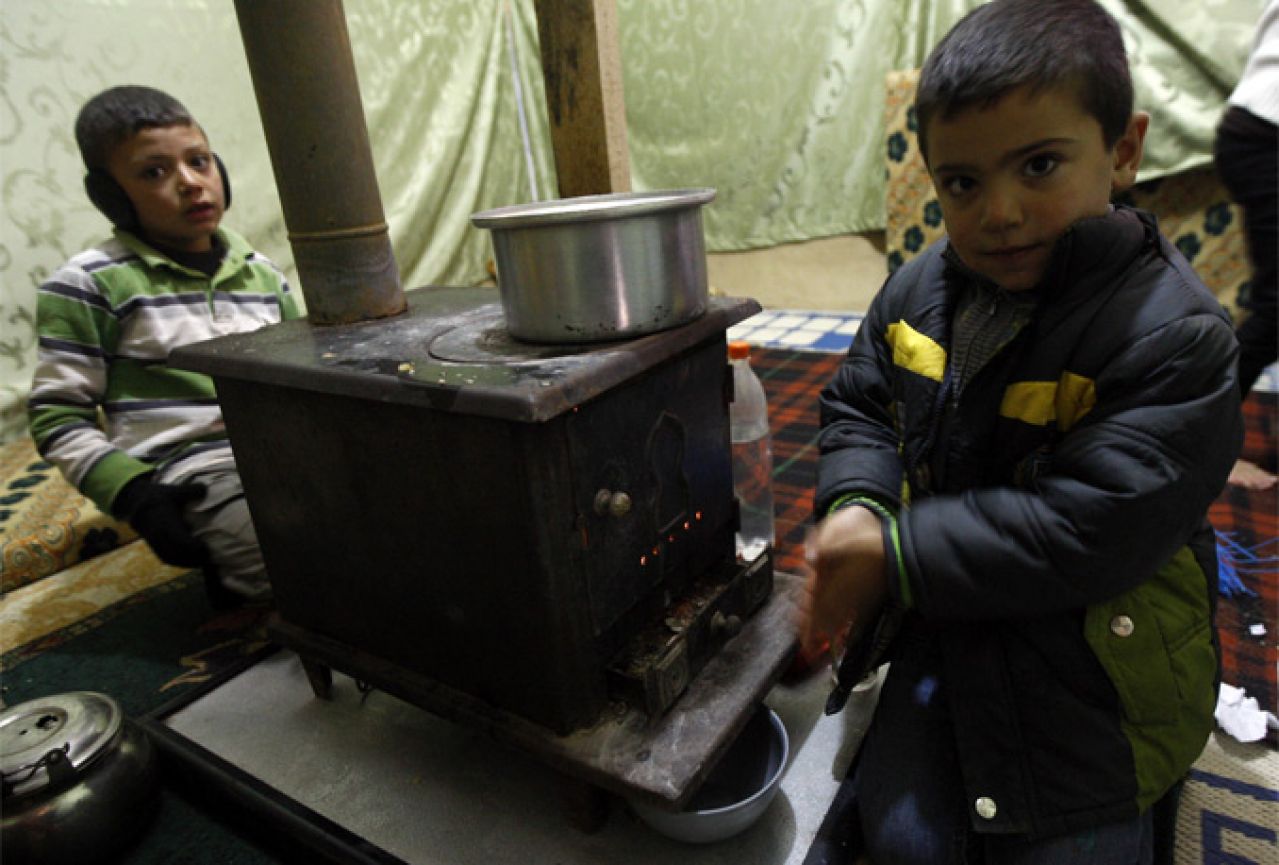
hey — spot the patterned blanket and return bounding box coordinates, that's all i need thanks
[1,435,138,594]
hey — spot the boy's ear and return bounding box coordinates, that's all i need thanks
[1110,111,1149,194]
[84,169,139,230]
[215,153,232,212]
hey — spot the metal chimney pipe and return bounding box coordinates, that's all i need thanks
[233,0,406,325]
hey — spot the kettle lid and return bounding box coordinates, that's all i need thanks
[0,691,123,798]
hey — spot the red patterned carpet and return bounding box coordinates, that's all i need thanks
[1210,391,1279,717]
[754,347,1279,718]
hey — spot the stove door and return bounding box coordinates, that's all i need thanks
[567,338,736,642]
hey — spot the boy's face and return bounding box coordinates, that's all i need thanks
[106,123,224,253]
[924,84,1147,292]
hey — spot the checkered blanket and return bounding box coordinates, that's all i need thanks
[1210,392,1279,719]
[753,347,1279,719]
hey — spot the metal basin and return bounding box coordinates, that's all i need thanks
[471,188,715,344]
[629,705,789,843]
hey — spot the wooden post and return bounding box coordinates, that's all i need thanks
[532,0,632,197]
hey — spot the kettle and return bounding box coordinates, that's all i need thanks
[1,691,160,864]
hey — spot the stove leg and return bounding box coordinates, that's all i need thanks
[300,657,333,700]
[556,775,611,834]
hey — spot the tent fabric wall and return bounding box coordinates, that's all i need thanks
[621,0,1259,248]
[0,0,1260,442]
[619,0,979,249]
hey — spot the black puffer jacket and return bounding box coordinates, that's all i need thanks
[817,206,1241,836]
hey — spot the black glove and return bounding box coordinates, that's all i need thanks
[112,475,209,567]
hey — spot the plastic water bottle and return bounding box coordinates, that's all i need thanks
[728,341,774,561]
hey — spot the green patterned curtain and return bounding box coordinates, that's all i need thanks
[347,0,556,287]
[0,0,1260,442]
[617,0,983,249]
[618,0,1257,249]
[1111,0,1259,173]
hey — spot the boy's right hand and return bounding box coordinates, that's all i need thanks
[112,475,210,567]
[796,504,889,660]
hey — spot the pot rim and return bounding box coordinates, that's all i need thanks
[470,187,715,229]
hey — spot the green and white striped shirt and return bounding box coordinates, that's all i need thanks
[28,227,301,513]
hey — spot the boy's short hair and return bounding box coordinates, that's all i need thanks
[74,85,195,171]
[915,0,1133,161]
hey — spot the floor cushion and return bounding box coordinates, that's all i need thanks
[1,435,138,593]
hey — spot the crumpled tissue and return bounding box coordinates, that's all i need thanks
[1214,683,1279,743]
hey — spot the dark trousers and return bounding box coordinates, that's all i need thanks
[1214,106,1278,397]
[851,622,1155,865]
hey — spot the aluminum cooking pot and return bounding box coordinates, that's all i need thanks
[1,691,160,865]
[471,188,715,343]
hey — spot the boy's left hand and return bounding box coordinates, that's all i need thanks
[796,504,889,660]
[114,475,210,568]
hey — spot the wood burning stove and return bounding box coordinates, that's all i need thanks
[171,286,773,736]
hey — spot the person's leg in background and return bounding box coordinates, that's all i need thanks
[157,456,272,607]
[1215,105,1278,490]
[185,464,272,605]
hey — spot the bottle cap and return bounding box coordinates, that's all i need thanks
[727,340,751,360]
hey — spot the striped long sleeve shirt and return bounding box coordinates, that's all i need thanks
[28,227,301,513]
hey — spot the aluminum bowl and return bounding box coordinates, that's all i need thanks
[470,188,715,344]
[630,705,789,843]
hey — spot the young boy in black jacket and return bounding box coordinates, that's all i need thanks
[797,1,1241,862]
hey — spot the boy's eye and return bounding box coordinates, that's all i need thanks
[189,154,211,170]
[1024,154,1059,178]
[140,165,167,181]
[940,175,975,197]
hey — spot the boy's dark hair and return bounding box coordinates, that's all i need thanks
[915,0,1133,162]
[74,85,195,171]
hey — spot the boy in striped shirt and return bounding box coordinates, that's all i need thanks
[28,85,300,605]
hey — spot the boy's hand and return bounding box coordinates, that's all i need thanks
[796,504,889,660]
[113,475,209,567]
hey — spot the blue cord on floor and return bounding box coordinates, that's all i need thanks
[1216,530,1268,598]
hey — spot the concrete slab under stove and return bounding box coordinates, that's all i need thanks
[158,646,884,864]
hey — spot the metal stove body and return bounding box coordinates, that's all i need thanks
[172,286,771,735]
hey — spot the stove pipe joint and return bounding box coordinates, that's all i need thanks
[234,0,406,325]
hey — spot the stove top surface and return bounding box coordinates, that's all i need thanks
[171,286,759,422]
[426,305,614,364]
